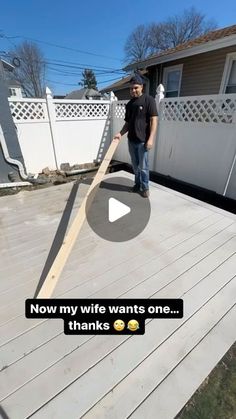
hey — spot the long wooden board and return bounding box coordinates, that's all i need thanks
[36,139,120,299]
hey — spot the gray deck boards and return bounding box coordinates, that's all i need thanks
[0,171,235,419]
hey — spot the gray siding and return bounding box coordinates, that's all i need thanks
[114,88,130,100]
[0,63,25,183]
[149,45,236,96]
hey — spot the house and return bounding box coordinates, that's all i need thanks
[100,70,148,100]
[102,24,236,99]
[1,59,23,97]
[7,79,23,98]
[65,87,103,100]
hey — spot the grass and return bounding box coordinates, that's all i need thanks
[176,341,236,419]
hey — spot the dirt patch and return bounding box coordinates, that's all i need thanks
[0,164,99,198]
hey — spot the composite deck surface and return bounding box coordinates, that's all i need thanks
[0,171,235,419]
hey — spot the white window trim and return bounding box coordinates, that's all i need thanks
[219,52,236,93]
[162,64,183,97]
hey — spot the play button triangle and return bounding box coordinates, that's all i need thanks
[108,197,131,223]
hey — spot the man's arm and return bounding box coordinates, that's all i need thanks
[113,122,129,141]
[146,116,158,150]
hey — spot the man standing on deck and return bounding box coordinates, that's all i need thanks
[113,72,158,197]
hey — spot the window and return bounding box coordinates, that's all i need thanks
[220,53,236,94]
[163,65,183,97]
[225,60,236,93]
[9,88,16,96]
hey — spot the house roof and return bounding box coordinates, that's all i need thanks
[1,58,15,71]
[125,24,236,70]
[7,79,21,88]
[100,70,148,93]
[65,87,102,99]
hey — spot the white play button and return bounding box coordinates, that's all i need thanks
[108,198,131,223]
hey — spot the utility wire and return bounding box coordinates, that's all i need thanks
[3,34,121,61]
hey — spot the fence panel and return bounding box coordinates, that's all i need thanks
[53,100,111,167]
[9,98,57,173]
[156,94,236,199]
[112,94,236,199]
[8,98,111,174]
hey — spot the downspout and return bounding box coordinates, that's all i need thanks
[0,124,28,180]
[0,124,29,180]
[0,124,47,186]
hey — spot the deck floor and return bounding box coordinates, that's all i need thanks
[0,171,236,419]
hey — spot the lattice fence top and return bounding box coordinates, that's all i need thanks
[161,94,236,124]
[114,101,127,119]
[55,102,110,119]
[9,100,47,122]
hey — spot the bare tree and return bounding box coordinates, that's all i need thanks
[124,25,151,64]
[149,7,217,51]
[9,41,46,97]
[124,8,217,64]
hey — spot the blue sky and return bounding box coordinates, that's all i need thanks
[1,0,236,94]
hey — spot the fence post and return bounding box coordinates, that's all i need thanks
[109,91,118,143]
[223,110,236,196]
[153,84,165,172]
[45,87,59,170]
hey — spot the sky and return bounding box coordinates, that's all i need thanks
[0,0,236,95]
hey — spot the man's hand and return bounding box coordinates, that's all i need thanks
[113,132,122,141]
[145,139,153,150]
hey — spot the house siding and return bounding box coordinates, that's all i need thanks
[114,88,130,100]
[148,45,236,96]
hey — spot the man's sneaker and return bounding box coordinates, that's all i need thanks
[131,184,140,192]
[140,189,150,198]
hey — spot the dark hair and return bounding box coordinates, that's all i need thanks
[130,71,144,85]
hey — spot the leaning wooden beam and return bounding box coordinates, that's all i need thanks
[36,139,120,299]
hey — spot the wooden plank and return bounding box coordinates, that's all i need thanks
[0,210,219,367]
[0,213,228,346]
[36,139,119,298]
[0,205,215,322]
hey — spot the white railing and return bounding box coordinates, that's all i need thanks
[160,93,236,124]
[54,100,109,120]
[8,98,48,122]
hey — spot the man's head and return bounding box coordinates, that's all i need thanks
[129,72,144,98]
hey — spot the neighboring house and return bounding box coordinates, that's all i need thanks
[8,79,23,98]
[53,94,66,99]
[65,87,103,100]
[102,24,236,99]
[1,59,23,98]
[100,71,148,100]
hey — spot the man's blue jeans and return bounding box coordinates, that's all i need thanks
[128,140,149,191]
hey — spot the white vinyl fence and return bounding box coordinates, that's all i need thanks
[8,91,236,200]
[112,94,236,200]
[9,90,111,173]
